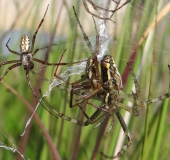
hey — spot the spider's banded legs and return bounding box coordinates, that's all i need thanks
[127,62,140,116]
[83,0,131,20]
[114,107,132,158]
[0,60,21,67]
[84,104,112,128]
[70,87,91,108]
[31,70,52,83]
[0,63,22,81]
[105,114,116,134]
[70,77,91,108]
[101,107,132,159]
[53,50,65,78]
[73,6,93,53]
[108,64,170,113]
[32,57,85,66]
[116,102,133,114]
[139,64,170,107]
[6,38,20,56]
[31,4,49,52]
[84,107,102,126]
[32,43,58,56]
[73,6,100,76]
[26,72,37,98]
[82,0,114,22]
[76,87,102,103]
[40,93,86,126]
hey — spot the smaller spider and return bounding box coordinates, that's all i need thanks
[0,4,80,98]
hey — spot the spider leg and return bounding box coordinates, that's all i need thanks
[81,0,114,22]
[132,91,139,116]
[123,65,170,108]
[72,8,104,123]
[138,64,170,107]
[31,71,69,92]
[31,70,52,83]
[77,103,93,122]
[71,76,88,86]
[71,85,109,125]
[87,100,108,111]
[76,87,101,103]
[32,43,58,56]
[105,113,116,134]
[127,62,140,116]
[52,49,71,85]
[111,92,137,114]
[39,91,86,126]
[30,4,49,52]
[93,117,106,128]
[53,74,71,85]
[74,88,101,108]
[70,86,97,121]
[110,90,135,100]
[73,6,100,80]
[109,88,135,114]
[6,38,20,56]
[53,49,65,78]
[0,60,21,68]
[74,82,91,90]
[109,0,131,18]
[0,63,22,81]
[87,0,114,13]
[86,0,131,19]
[73,6,93,53]
[75,89,93,101]
[70,79,91,108]
[73,6,100,75]
[84,103,112,127]
[91,15,101,78]
[32,57,84,66]
[25,71,37,98]
[74,94,108,119]
[84,107,102,126]
[116,103,133,114]
[71,84,109,112]
[101,107,132,159]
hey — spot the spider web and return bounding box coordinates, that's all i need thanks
[0,132,29,160]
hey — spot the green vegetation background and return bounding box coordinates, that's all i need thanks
[0,0,170,160]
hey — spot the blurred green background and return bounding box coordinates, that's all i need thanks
[0,0,170,160]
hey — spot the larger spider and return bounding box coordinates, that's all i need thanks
[40,6,170,159]
[65,7,170,159]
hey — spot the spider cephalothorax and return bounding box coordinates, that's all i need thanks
[21,53,34,71]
